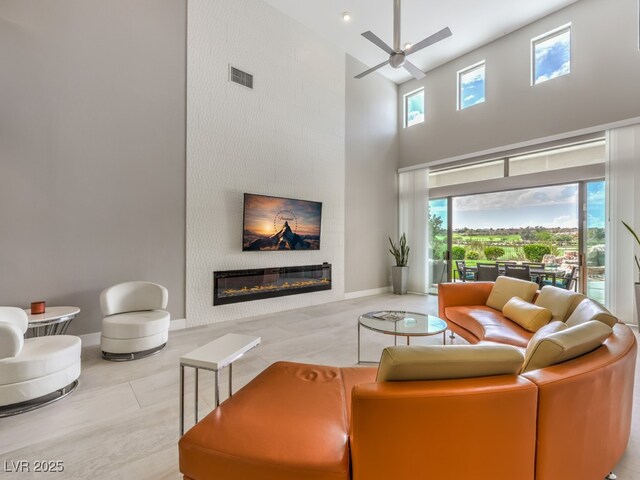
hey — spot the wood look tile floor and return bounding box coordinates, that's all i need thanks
[1,293,639,479]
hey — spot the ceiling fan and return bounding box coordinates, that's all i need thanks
[355,0,452,80]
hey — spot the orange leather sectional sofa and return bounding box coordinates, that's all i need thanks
[179,282,636,480]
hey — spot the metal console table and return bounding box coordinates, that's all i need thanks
[180,333,261,435]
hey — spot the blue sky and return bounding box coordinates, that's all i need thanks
[587,181,605,228]
[460,65,485,109]
[534,29,570,84]
[452,185,578,229]
[406,90,424,126]
[430,182,606,229]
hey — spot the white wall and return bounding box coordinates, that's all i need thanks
[399,0,640,167]
[186,0,345,326]
[345,55,399,294]
[607,125,640,325]
[0,0,186,335]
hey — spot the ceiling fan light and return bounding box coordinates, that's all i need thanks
[404,42,412,50]
[389,52,406,68]
[342,12,351,22]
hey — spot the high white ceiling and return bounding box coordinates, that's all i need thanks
[262,0,579,84]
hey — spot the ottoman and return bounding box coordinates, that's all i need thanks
[179,361,376,480]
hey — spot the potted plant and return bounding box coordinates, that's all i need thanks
[622,220,640,319]
[389,233,410,295]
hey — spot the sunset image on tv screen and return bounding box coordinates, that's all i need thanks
[243,194,322,251]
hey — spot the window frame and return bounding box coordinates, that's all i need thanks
[457,61,486,111]
[403,87,425,128]
[531,23,572,86]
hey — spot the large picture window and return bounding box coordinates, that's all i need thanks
[532,25,571,85]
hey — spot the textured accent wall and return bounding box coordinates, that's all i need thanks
[186,0,346,326]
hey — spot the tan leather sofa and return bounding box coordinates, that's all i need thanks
[179,282,636,480]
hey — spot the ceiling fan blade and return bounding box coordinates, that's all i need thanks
[355,59,391,79]
[406,27,452,55]
[361,31,395,55]
[403,60,426,80]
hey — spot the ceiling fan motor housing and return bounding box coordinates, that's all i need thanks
[389,51,406,69]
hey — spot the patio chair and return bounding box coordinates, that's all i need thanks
[541,266,579,291]
[476,263,500,281]
[454,260,476,282]
[523,262,545,269]
[504,264,532,281]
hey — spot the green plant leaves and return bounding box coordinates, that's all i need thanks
[622,221,640,247]
[389,233,410,267]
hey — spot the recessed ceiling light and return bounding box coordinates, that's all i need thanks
[342,12,351,22]
[404,42,413,50]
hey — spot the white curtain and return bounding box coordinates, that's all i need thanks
[398,169,430,294]
[606,125,640,325]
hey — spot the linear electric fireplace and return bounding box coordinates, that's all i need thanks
[213,263,331,306]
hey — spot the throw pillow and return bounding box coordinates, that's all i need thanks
[503,296,553,332]
[486,276,539,311]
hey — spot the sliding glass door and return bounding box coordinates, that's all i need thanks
[429,179,607,304]
[450,183,580,284]
[424,139,607,303]
[428,198,450,294]
[584,180,606,304]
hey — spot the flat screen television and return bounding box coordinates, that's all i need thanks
[242,193,322,251]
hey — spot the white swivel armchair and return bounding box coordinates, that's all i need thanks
[0,307,81,417]
[100,281,170,361]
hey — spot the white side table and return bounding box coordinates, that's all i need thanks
[24,306,81,337]
[180,333,261,435]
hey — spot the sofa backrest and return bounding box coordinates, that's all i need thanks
[521,320,612,373]
[100,281,168,316]
[565,297,618,328]
[376,344,524,382]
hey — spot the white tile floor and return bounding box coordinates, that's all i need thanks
[1,293,638,479]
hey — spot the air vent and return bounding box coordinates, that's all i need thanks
[229,66,253,89]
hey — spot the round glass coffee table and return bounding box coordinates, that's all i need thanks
[357,311,448,364]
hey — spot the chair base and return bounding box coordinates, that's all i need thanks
[0,380,78,418]
[101,342,167,362]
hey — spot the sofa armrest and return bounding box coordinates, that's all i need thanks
[0,322,24,359]
[437,282,494,319]
[350,375,537,480]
